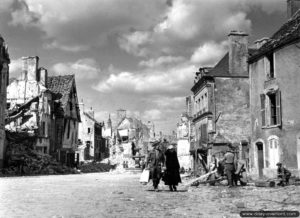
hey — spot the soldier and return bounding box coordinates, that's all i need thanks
[276,162,291,186]
[146,140,165,192]
[223,145,236,187]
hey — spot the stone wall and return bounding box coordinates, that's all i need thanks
[214,77,250,144]
[249,43,300,178]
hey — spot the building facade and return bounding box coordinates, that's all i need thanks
[78,102,106,162]
[249,3,300,178]
[47,75,81,166]
[190,31,251,174]
[0,35,10,168]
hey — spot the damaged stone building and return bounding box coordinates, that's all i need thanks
[190,31,252,174]
[77,101,107,162]
[0,35,10,168]
[6,57,55,155]
[6,56,81,166]
[249,1,300,178]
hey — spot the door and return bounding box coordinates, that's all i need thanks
[256,142,264,178]
[297,136,300,169]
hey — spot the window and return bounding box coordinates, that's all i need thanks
[42,121,46,136]
[260,90,281,127]
[200,123,207,143]
[266,53,275,79]
[67,120,71,139]
[88,128,91,134]
[268,136,279,168]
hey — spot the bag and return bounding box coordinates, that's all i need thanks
[139,169,150,185]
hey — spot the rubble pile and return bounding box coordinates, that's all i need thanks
[79,162,115,173]
[1,131,78,176]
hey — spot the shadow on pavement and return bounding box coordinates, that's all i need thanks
[145,189,188,192]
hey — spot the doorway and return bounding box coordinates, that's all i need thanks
[297,136,300,170]
[256,142,264,178]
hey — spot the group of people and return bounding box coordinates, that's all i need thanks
[221,145,292,187]
[146,139,181,192]
[145,141,292,191]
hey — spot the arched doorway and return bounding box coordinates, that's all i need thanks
[256,142,264,178]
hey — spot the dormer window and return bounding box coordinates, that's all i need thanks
[266,53,275,79]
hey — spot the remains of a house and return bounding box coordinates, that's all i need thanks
[6,56,81,168]
[113,115,151,168]
[0,34,9,168]
[47,74,81,166]
[249,2,300,179]
[6,57,56,155]
[77,101,107,162]
[189,31,251,176]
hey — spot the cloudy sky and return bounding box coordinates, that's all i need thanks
[0,0,287,134]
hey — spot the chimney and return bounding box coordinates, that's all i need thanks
[39,67,48,87]
[21,56,39,81]
[287,0,300,19]
[254,37,270,49]
[228,30,248,76]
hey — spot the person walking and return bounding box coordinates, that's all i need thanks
[146,140,165,192]
[164,144,181,192]
[223,146,236,187]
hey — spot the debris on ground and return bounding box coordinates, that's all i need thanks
[1,131,78,177]
[79,161,115,173]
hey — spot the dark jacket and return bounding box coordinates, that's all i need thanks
[164,149,181,186]
[147,148,165,169]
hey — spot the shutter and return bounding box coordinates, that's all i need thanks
[276,90,281,126]
[260,94,266,127]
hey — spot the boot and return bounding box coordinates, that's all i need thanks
[169,185,173,192]
[172,185,177,191]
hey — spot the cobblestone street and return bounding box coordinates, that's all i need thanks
[0,173,300,218]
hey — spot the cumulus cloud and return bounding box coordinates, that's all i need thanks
[142,109,162,121]
[93,63,197,95]
[7,0,167,52]
[52,58,101,80]
[44,41,89,52]
[139,56,185,68]
[118,31,152,57]
[118,0,252,58]
[190,41,228,65]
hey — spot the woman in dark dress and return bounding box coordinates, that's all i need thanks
[164,145,181,191]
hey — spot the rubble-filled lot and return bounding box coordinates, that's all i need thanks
[0,173,299,218]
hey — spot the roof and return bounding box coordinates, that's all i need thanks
[47,75,75,109]
[209,48,256,77]
[208,53,229,77]
[249,10,300,62]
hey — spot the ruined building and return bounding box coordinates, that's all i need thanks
[6,56,81,166]
[7,57,55,155]
[47,74,81,166]
[249,1,300,178]
[77,101,107,162]
[0,35,10,168]
[190,31,252,174]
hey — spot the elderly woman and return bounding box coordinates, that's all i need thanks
[164,144,181,191]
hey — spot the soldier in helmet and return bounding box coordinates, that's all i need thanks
[276,162,291,186]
